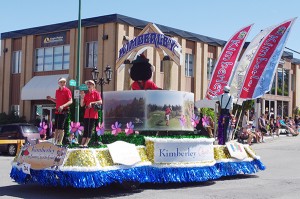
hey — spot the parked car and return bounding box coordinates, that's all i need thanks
[0,123,40,156]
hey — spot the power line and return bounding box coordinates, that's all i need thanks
[285,47,300,55]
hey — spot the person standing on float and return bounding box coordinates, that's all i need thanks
[210,86,234,145]
[47,77,73,145]
[80,80,102,148]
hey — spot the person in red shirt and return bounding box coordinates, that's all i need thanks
[47,77,72,145]
[80,80,102,148]
[130,54,161,90]
[131,80,160,90]
[165,106,172,126]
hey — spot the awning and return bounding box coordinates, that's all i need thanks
[195,98,216,109]
[195,97,244,109]
[21,74,69,100]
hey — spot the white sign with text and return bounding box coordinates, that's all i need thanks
[74,90,80,99]
[154,141,214,163]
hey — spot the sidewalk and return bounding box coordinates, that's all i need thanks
[259,133,298,142]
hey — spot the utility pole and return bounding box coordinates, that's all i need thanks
[75,0,81,122]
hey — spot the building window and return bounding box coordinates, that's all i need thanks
[35,45,70,72]
[283,69,289,96]
[271,74,276,95]
[44,48,53,71]
[11,105,20,116]
[277,100,282,117]
[63,45,70,69]
[160,60,164,72]
[185,53,194,77]
[207,58,216,80]
[85,41,98,68]
[276,67,289,96]
[12,51,22,74]
[291,74,295,91]
[283,101,289,116]
[277,67,283,95]
[53,46,63,70]
[277,100,289,117]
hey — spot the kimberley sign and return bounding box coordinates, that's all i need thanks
[116,23,182,69]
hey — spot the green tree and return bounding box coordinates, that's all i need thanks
[0,112,26,125]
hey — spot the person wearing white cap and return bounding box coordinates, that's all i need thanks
[79,80,102,148]
[210,85,234,145]
[47,77,73,145]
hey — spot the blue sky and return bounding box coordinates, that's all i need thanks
[1,0,300,58]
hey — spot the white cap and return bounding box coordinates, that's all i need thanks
[224,85,231,92]
[85,80,95,86]
[58,77,67,82]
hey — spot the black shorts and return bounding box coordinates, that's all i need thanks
[259,127,267,134]
[83,118,97,138]
[54,113,68,130]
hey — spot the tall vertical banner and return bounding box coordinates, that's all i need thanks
[239,18,296,99]
[229,25,276,99]
[206,24,253,99]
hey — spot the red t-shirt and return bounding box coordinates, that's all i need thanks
[55,87,72,114]
[165,107,171,115]
[83,90,101,119]
[131,80,159,90]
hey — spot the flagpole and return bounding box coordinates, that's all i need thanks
[232,101,245,140]
[75,0,81,123]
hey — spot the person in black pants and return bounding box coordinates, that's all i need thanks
[209,86,234,145]
[80,80,102,148]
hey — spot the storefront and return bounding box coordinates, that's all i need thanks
[1,14,300,121]
[262,55,296,118]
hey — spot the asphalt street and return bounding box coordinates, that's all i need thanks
[0,135,300,199]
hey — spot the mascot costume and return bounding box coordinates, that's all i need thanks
[130,54,161,90]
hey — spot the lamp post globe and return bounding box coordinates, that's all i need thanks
[104,65,112,84]
[91,67,99,84]
[90,65,113,110]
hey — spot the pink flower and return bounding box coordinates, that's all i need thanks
[179,115,186,127]
[96,122,105,136]
[125,121,134,136]
[191,114,199,127]
[111,121,122,136]
[70,121,84,136]
[38,122,48,135]
[202,115,209,127]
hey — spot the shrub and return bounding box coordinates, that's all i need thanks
[0,112,26,125]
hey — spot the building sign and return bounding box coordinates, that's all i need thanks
[116,23,182,69]
[118,33,180,60]
[41,32,66,47]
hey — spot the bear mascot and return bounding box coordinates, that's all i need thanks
[130,54,161,90]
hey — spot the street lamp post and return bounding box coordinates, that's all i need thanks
[91,65,113,123]
[91,65,112,145]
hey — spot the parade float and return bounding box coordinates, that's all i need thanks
[10,23,266,188]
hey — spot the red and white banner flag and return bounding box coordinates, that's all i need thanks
[206,24,253,99]
[229,25,276,99]
[239,18,296,99]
